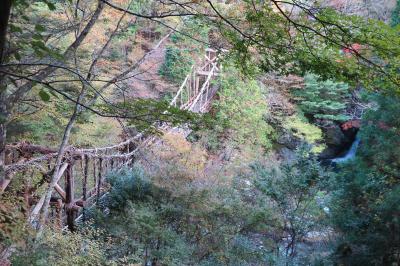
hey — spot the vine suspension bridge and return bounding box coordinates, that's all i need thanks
[1,48,222,231]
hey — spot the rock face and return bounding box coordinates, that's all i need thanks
[277,131,301,150]
[319,124,357,159]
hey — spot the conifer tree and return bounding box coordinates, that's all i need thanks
[293,73,350,122]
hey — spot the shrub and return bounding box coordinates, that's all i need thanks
[104,166,153,211]
[391,0,400,27]
[159,47,194,83]
[253,146,333,257]
[91,166,275,265]
[284,111,325,153]
[11,228,107,266]
[212,67,275,150]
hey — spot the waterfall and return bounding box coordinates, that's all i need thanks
[331,135,360,163]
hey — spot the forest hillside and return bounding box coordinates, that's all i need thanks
[1,0,400,265]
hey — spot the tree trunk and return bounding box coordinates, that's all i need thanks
[0,0,12,184]
[37,99,81,232]
[0,0,12,64]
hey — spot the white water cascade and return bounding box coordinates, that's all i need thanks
[331,135,360,163]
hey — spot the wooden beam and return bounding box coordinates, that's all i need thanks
[197,70,219,76]
[54,183,66,200]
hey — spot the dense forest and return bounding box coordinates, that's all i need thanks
[1,0,400,265]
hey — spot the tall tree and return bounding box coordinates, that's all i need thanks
[0,0,13,188]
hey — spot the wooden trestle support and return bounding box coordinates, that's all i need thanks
[1,48,223,230]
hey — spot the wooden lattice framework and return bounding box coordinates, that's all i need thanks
[1,48,222,230]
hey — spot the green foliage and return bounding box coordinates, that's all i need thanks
[391,0,400,27]
[103,167,154,211]
[283,111,325,153]
[38,89,50,102]
[108,48,124,61]
[211,66,275,150]
[158,46,194,83]
[11,228,108,266]
[220,2,400,92]
[0,193,29,250]
[89,167,275,265]
[7,112,65,145]
[8,1,64,62]
[96,98,204,134]
[159,17,208,84]
[329,93,400,264]
[292,73,350,122]
[170,17,209,45]
[253,146,333,257]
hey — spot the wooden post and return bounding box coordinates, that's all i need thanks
[188,82,192,103]
[65,162,75,231]
[192,66,196,96]
[130,154,135,167]
[82,155,89,221]
[180,88,183,106]
[200,82,204,107]
[105,151,109,171]
[47,158,52,171]
[93,158,97,197]
[96,158,102,204]
[195,75,200,96]
[205,82,209,102]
